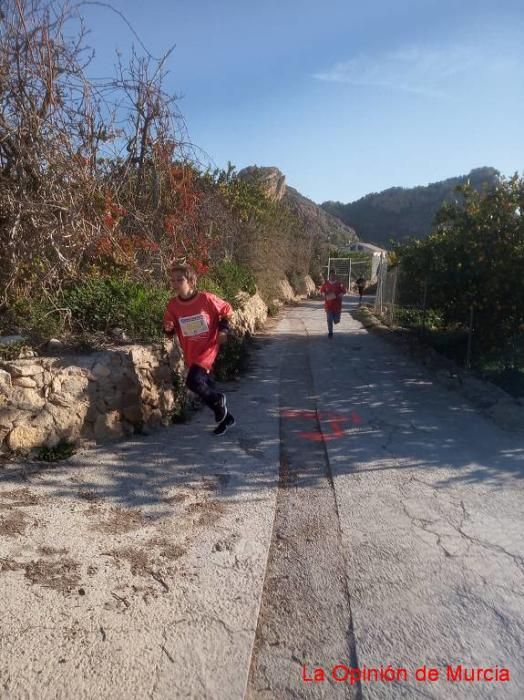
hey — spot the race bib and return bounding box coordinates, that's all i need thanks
[179,313,209,338]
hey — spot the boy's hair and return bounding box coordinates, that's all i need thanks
[171,263,197,285]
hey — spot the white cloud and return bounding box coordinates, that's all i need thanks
[313,44,515,98]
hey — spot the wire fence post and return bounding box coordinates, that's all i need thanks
[375,255,384,315]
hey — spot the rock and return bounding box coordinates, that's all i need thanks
[12,376,38,389]
[159,391,175,414]
[101,390,121,411]
[49,394,77,409]
[44,402,87,436]
[298,275,317,297]
[277,279,295,301]
[141,386,160,407]
[92,362,111,379]
[110,328,129,341]
[47,338,64,351]
[36,406,63,428]
[60,372,89,397]
[144,407,163,428]
[121,403,143,424]
[7,425,48,451]
[232,293,268,334]
[0,408,25,429]
[237,166,287,201]
[130,347,155,369]
[94,411,125,441]
[18,349,38,359]
[5,361,44,377]
[0,369,12,393]
[9,387,45,411]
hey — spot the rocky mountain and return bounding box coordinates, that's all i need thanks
[237,166,357,247]
[321,167,500,248]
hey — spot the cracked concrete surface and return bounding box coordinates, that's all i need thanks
[301,299,524,699]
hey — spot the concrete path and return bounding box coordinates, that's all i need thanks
[0,325,282,699]
[252,299,523,699]
[1,298,523,699]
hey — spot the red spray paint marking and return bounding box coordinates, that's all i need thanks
[281,409,363,442]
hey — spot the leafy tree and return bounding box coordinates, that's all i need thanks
[394,175,524,365]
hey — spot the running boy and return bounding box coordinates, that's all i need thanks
[320,269,346,338]
[163,263,235,436]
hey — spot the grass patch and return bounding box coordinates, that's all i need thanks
[37,442,77,462]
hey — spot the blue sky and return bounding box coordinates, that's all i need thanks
[82,0,524,203]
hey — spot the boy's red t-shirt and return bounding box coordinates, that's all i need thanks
[320,281,346,312]
[163,292,232,371]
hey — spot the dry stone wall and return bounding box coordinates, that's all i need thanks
[0,292,270,455]
[0,345,183,453]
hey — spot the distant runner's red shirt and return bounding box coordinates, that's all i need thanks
[163,292,232,371]
[320,281,346,313]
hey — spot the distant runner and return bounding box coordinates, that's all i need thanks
[320,270,346,338]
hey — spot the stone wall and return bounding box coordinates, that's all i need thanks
[0,344,183,453]
[0,292,270,455]
[231,292,268,334]
[293,275,317,298]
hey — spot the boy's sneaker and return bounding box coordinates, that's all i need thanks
[213,394,227,423]
[213,412,235,436]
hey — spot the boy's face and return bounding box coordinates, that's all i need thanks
[171,270,193,298]
[329,272,337,282]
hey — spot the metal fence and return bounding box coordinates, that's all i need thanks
[373,261,524,384]
[327,257,372,293]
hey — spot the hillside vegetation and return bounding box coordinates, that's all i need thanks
[0,1,337,346]
[322,167,500,247]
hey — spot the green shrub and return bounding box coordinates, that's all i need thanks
[4,297,65,339]
[395,306,444,331]
[199,260,256,307]
[213,333,249,381]
[195,275,226,300]
[63,277,170,340]
[0,341,30,361]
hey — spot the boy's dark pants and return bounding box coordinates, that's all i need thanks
[186,364,222,411]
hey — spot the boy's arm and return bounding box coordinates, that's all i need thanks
[208,294,233,345]
[163,305,178,337]
[217,315,230,346]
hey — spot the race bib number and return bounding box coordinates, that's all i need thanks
[179,313,209,338]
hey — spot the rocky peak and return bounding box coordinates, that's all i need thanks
[236,166,287,201]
